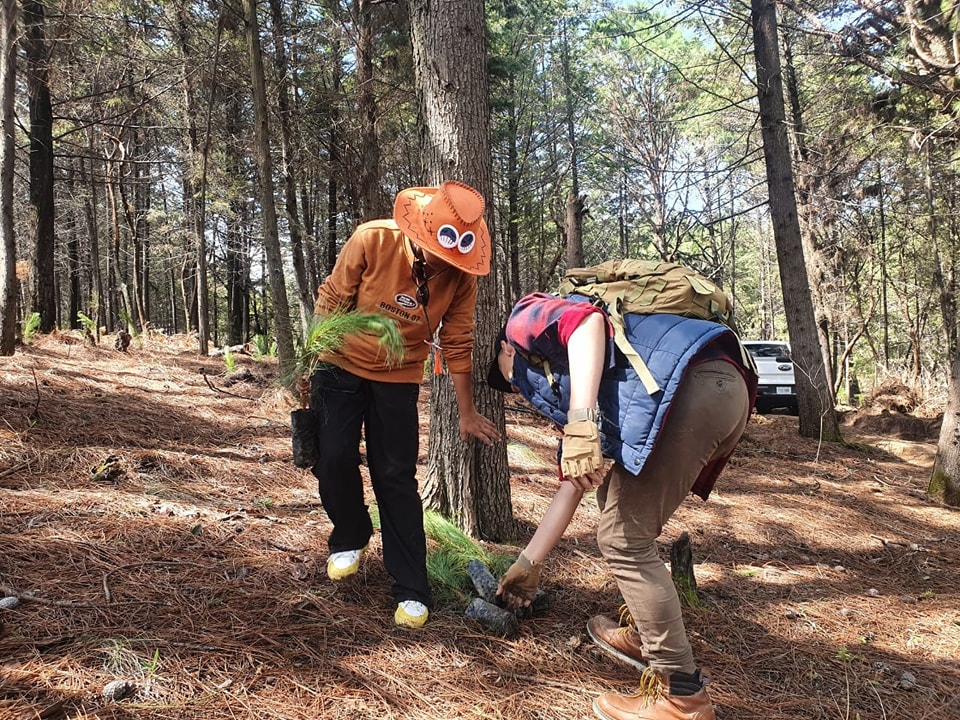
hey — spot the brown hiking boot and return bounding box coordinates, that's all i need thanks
[593,668,716,720]
[586,615,647,672]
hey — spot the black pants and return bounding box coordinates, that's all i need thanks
[310,364,431,607]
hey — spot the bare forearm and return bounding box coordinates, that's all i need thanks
[522,481,585,563]
[451,371,475,414]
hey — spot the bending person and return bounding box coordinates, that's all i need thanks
[308,181,500,629]
[487,291,756,720]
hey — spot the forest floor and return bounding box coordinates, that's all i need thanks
[1,332,959,720]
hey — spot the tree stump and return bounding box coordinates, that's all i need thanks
[670,531,702,607]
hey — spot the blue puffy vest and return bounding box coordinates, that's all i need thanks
[511,305,732,476]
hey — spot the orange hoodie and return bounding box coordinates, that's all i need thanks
[313,219,478,383]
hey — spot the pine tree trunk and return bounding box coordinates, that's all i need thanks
[23,0,56,332]
[80,144,105,333]
[560,19,582,270]
[751,0,841,441]
[930,351,960,506]
[243,0,295,378]
[268,0,313,332]
[0,0,16,355]
[355,0,385,221]
[408,0,513,540]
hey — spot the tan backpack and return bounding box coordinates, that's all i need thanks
[558,259,747,393]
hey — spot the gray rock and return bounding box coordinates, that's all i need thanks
[465,598,520,638]
[466,559,500,604]
[102,679,135,701]
[898,671,917,690]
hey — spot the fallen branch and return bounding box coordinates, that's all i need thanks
[200,368,256,400]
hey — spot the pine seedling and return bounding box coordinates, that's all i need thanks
[295,311,404,381]
[21,312,41,344]
[76,311,98,345]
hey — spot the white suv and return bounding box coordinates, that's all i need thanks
[741,340,798,414]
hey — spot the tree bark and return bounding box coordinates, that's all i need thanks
[751,0,841,441]
[104,139,135,334]
[781,25,837,399]
[268,0,313,332]
[174,0,210,343]
[560,19,583,270]
[0,0,16,355]
[930,349,960,506]
[243,0,295,378]
[355,0,385,221]
[22,0,56,332]
[408,0,513,540]
[79,140,105,333]
[66,166,80,329]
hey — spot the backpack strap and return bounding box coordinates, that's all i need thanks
[606,294,661,394]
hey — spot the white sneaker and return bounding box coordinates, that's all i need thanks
[326,546,367,581]
[394,600,429,628]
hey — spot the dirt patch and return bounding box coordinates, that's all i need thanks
[1,335,959,720]
[840,407,942,442]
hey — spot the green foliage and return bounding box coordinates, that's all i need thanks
[369,505,512,608]
[835,646,860,663]
[118,309,137,336]
[21,313,41,344]
[294,311,404,382]
[222,347,236,373]
[77,311,97,335]
[423,510,496,606]
[143,647,161,676]
[251,334,276,359]
[674,574,703,608]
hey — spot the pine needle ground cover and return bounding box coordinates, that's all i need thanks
[1,334,959,719]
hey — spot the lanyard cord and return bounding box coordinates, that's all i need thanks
[410,242,442,353]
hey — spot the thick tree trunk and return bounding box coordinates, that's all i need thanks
[930,350,960,506]
[408,0,513,541]
[0,0,16,355]
[751,0,841,441]
[781,27,839,402]
[23,0,56,332]
[565,193,585,269]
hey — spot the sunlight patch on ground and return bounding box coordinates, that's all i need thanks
[507,441,553,470]
[870,438,936,467]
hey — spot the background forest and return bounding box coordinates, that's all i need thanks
[3,3,960,718]
[2,0,956,394]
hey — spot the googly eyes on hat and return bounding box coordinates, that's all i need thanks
[437,224,476,254]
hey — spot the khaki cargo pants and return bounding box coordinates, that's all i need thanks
[595,359,750,674]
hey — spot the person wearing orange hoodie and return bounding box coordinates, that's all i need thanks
[308,181,500,628]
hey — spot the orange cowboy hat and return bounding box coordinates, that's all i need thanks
[393,181,491,276]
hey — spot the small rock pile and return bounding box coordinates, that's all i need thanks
[463,559,550,638]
